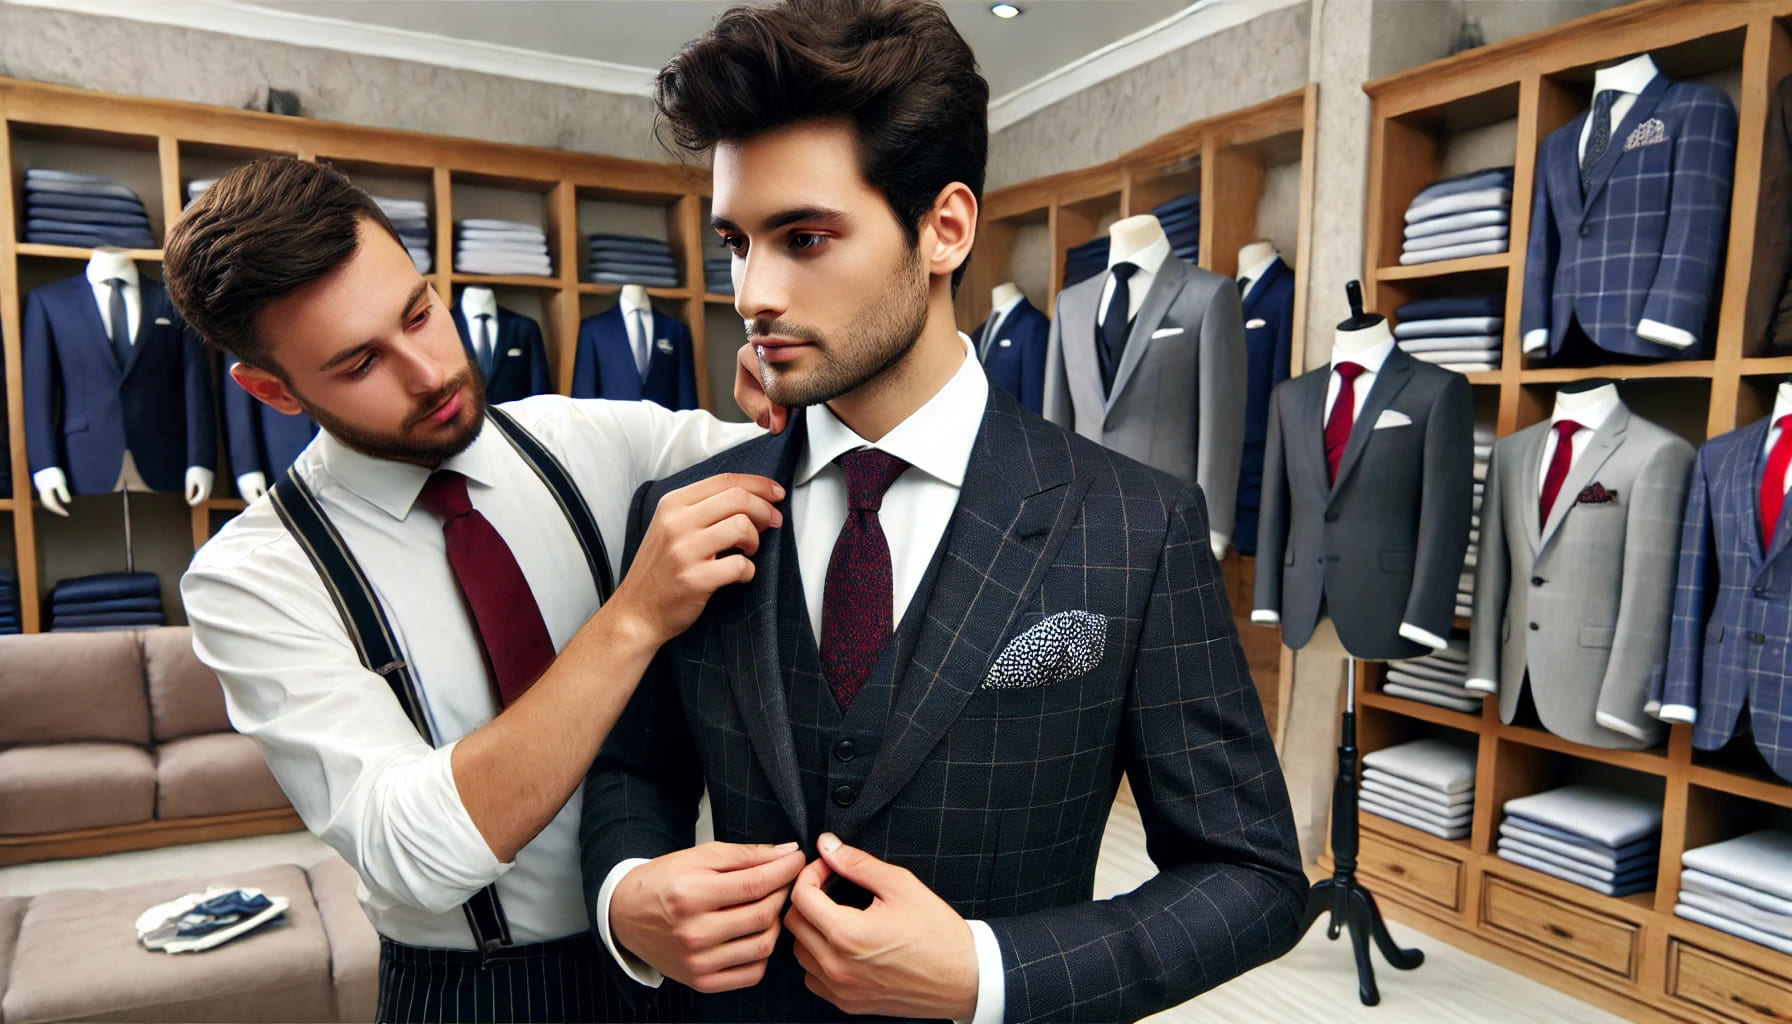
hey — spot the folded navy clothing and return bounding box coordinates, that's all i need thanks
[587,271,679,287]
[586,233,672,251]
[25,178,141,201]
[1157,211,1200,234]
[590,251,677,269]
[50,572,162,603]
[23,192,148,215]
[27,231,159,249]
[52,613,166,629]
[25,204,150,227]
[1394,296,1506,321]
[1151,194,1200,218]
[51,596,164,615]
[1411,166,1515,205]
[27,217,147,236]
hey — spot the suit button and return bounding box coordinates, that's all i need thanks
[1529,622,1539,631]
[833,739,856,762]
[1325,511,1339,523]
[1751,632,1767,645]
[1531,577,1545,587]
[1756,588,1771,598]
[832,784,857,807]
[1579,225,1591,237]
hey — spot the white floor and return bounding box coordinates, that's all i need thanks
[1,800,1623,1023]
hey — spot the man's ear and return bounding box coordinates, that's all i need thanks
[922,182,978,282]
[230,361,303,416]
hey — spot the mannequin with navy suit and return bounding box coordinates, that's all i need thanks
[571,287,699,410]
[23,251,216,514]
[1235,242,1295,556]
[220,363,317,501]
[971,282,1049,413]
[450,287,552,405]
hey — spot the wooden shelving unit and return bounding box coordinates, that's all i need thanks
[1346,4,1792,1020]
[0,77,740,635]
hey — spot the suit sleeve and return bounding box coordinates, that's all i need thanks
[221,366,265,483]
[1252,384,1290,616]
[1466,444,1510,691]
[570,322,598,400]
[1401,373,1474,638]
[1271,297,1293,388]
[1195,282,1247,547]
[1019,319,1048,416]
[1639,91,1737,345]
[1041,297,1072,429]
[22,290,64,476]
[677,322,699,412]
[1594,439,1694,737]
[983,483,1306,1024]
[1661,443,1714,719]
[526,319,551,398]
[1520,144,1558,345]
[182,323,218,474]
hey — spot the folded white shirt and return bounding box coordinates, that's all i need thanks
[1398,238,1511,265]
[1394,317,1504,339]
[455,258,553,276]
[1384,674,1474,700]
[1499,821,1655,871]
[1500,837,1653,882]
[1381,683,1485,713]
[1361,788,1474,827]
[1503,785,1662,848]
[1410,348,1511,364]
[1438,362,1500,373]
[457,239,550,255]
[1675,902,1792,956]
[1399,335,1502,355]
[1362,797,1472,839]
[1404,188,1513,223]
[1681,830,1792,902]
[1386,660,1467,685]
[458,217,539,232]
[1678,888,1792,940]
[1681,868,1792,917]
[1404,207,1512,238]
[1363,738,1477,795]
[1498,847,1656,895]
[1403,225,1511,253]
[1363,768,1475,809]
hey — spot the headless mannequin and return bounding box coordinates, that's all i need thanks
[460,285,499,361]
[1236,240,1279,293]
[36,250,213,516]
[989,282,1023,318]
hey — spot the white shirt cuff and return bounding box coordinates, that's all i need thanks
[596,859,663,988]
[1209,531,1229,560]
[1398,622,1451,651]
[1636,318,1696,350]
[1655,703,1697,725]
[958,919,1005,1024]
[1464,677,1497,694]
[1595,711,1651,741]
[1522,329,1548,355]
[1251,610,1281,626]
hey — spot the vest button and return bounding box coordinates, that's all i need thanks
[833,739,856,762]
[1579,225,1591,237]
[1531,576,1544,587]
[832,784,857,808]
[1751,632,1767,645]
[1529,622,1539,631]
[1325,511,1339,523]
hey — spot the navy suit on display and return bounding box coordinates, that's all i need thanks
[1236,258,1295,556]
[22,276,216,495]
[450,307,552,406]
[220,367,316,491]
[1522,75,1737,361]
[972,297,1049,414]
[570,305,698,411]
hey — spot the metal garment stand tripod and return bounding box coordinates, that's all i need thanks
[1300,655,1424,1005]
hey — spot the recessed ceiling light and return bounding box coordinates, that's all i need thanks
[991,3,1022,19]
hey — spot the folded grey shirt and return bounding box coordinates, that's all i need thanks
[1677,889,1792,940]
[1681,830,1792,902]
[1681,869,1792,917]
[1364,768,1475,809]
[1394,316,1504,339]
[1362,738,1477,795]
[1363,776,1473,815]
[1362,799,1471,840]
[1497,848,1655,896]
[1499,837,1653,882]
[1675,903,1792,956]
[1398,238,1511,265]
[1361,791,1473,828]
[1404,208,1512,238]
[1500,821,1655,872]
[1502,785,1662,848]
[1403,225,1511,253]
[1404,188,1513,223]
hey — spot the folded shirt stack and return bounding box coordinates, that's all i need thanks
[455,219,551,277]
[1151,193,1200,266]
[1359,738,1478,840]
[1384,631,1483,713]
[1399,167,1514,266]
[374,196,432,275]
[48,571,164,632]
[0,568,19,636]
[1498,785,1661,897]
[1675,830,1792,955]
[22,169,157,249]
[587,233,679,288]
[1393,295,1504,373]
[1063,236,1109,289]
[1458,426,1495,619]
[704,255,733,295]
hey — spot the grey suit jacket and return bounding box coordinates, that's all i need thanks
[1043,257,1246,544]
[1468,402,1693,748]
[1252,347,1474,659]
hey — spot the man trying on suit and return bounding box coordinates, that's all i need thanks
[583,3,1306,1022]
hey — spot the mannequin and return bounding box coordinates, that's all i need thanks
[619,283,651,316]
[989,282,1023,317]
[33,250,213,516]
[459,285,498,367]
[1236,240,1279,288]
[1108,215,1168,277]
[236,468,267,504]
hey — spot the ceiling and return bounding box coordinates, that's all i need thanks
[242,0,1194,99]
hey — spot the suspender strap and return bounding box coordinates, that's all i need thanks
[486,405,615,600]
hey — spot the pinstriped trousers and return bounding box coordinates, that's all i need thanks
[376,936,685,1023]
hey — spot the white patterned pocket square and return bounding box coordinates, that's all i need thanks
[1624,118,1667,151]
[983,611,1107,690]
[1373,410,1413,430]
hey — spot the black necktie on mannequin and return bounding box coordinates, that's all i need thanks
[107,278,131,369]
[1581,89,1618,194]
[1098,262,1138,396]
[475,314,494,377]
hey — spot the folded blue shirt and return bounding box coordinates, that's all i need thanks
[1412,166,1515,205]
[1394,296,1506,321]
[50,572,162,603]
[50,596,164,615]
[25,204,151,227]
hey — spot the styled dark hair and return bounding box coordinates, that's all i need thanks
[163,156,402,373]
[656,0,988,288]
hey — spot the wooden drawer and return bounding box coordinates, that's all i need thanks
[1480,876,1639,979]
[1669,941,1792,1023]
[1357,831,1462,911]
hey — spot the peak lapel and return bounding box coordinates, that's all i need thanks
[1541,405,1631,553]
[1582,76,1671,214]
[1330,347,1413,500]
[1516,426,1548,559]
[1104,257,1188,413]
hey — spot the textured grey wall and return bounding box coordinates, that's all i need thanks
[0,4,664,162]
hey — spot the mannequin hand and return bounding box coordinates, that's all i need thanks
[33,468,71,517]
[185,467,215,506]
[736,342,788,434]
[236,472,269,503]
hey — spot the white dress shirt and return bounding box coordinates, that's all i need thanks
[1523,55,1691,354]
[85,252,140,345]
[1098,234,1172,324]
[598,335,1007,1024]
[1238,252,1280,305]
[182,397,758,949]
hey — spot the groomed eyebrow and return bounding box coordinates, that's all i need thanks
[318,279,430,373]
[712,206,850,234]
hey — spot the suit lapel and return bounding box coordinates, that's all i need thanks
[720,415,812,842]
[1297,369,1332,499]
[121,281,163,380]
[1242,258,1288,320]
[1541,404,1631,552]
[1060,281,1105,415]
[1517,426,1548,559]
[1104,257,1188,412]
[1551,121,1586,221]
[1582,76,1671,214]
[1757,422,1792,569]
[834,390,1088,840]
[75,278,124,376]
[1330,347,1413,499]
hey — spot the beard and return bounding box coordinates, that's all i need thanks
[747,244,929,409]
[297,368,488,466]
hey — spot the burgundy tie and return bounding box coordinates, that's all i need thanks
[1762,415,1792,548]
[1539,419,1584,525]
[820,450,909,712]
[417,470,556,708]
[1324,362,1366,485]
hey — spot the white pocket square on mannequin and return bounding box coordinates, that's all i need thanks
[1373,410,1413,430]
[506,348,522,357]
[154,317,172,326]
[1245,318,1268,329]
[983,611,1107,690]
[1149,327,1185,339]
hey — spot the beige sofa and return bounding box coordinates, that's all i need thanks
[0,627,299,865]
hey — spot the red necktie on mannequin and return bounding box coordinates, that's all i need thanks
[1761,414,1792,548]
[1539,419,1584,524]
[1324,362,1366,485]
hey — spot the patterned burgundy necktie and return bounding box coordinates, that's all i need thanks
[1539,419,1584,525]
[1761,414,1792,549]
[417,470,556,707]
[1324,361,1366,485]
[820,449,910,712]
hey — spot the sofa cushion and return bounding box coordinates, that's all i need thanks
[0,632,148,747]
[154,734,288,820]
[307,855,380,1023]
[141,627,229,743]
[0,744,155,836]
[0,864,335,1024]
[0,896,27,1023]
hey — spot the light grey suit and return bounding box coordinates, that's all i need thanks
[1468,401,1693,748]
[1043,257,1246,544]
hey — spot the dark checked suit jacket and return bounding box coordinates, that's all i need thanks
[581,386,1305,1023]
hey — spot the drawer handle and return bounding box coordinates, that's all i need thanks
[1387,865,1406,876]
[1730,993,1782,1019]
[1544,924,1573,941]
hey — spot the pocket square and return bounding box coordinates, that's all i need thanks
[1577,482,1619,505]
[1245,318,1268,329]
[657,337,674,353]
[1624,118,1667,151]
[506,347,523,357]
[998,338,1012,347]
[154,317,172,326]
[1373,410,1413,430]
[983,611,1107,690]
[1150,327,1185,339]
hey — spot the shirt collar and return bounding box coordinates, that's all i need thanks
[798,333,987,490]
[1329,333,1395,376]
[1593,54,1658,99]
[460,288,497,322]
[1774,384,1792,427]
[1110,234,1171,278]
[1551,386,1622,432]
[86,252,138,289]
[1239,253,1280,297]
[317,413,503,521]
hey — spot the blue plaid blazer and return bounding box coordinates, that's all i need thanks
[1664,417,1792,782]
[1521,75,1737,361]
